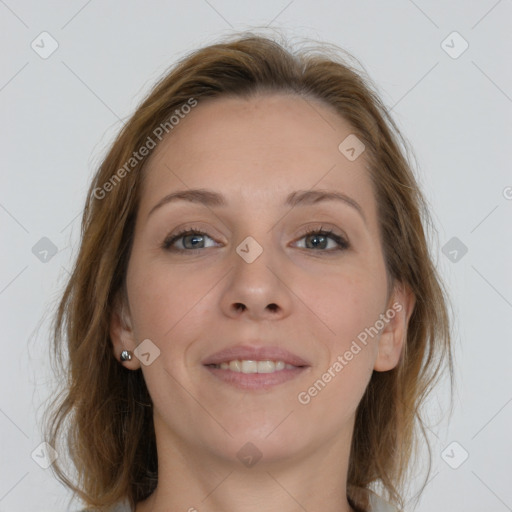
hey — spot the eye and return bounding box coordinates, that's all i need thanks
[162,226,350,253]
[294,228,349,251]
[162,228,219,251]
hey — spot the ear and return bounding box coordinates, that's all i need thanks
[374,281,416,372]
[110,294,141,370]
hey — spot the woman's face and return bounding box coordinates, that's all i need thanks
[113,93,409,466]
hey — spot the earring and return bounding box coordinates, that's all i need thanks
[120,349,132,362]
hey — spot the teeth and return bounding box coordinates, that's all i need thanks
[229,360,241,372]
[213,360,295,373]
[257,360,275,373]
[241,360,258,373]
[275,360,285,371]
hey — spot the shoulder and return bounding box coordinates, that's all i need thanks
[368,492,400,512]
[77,502,132,512]
[77,497,397,512]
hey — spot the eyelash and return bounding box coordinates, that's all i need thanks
[161,225,350,253]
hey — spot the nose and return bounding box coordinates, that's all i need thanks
[219,242,293,322]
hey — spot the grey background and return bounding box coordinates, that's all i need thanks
[1,1,511,511]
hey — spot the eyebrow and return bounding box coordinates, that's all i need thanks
[147,188,366,223]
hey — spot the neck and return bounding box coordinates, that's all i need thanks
[136,420,355,512]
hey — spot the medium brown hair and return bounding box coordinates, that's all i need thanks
[45,32,452,511]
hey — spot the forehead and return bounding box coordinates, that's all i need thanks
[140,93,376,218]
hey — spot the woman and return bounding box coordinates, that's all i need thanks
[46,33,452,512]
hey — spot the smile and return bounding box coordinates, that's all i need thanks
[208,360,297,373]
[202,344,310,390]
[204,360,308,390]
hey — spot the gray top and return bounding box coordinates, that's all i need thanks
[369,492,400,511]
[81,493,399,511]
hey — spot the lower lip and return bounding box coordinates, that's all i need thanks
[204,365,308,390]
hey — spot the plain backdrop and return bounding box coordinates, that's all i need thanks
[1,1,511,511]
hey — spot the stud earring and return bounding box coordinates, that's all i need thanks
[120,349,132,362]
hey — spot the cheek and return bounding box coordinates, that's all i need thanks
[311,265,388,348]
[126,254,213,343]
[297,271,384,415]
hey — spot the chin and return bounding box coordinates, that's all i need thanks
[209,419,311,464]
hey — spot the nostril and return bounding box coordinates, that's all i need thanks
[234,303,246,312]
[267,303,278,312]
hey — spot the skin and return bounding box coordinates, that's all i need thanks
[110,93,415,512]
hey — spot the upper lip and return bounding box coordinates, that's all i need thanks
[202,345,310,367]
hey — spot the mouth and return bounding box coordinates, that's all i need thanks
[202,345,310,390]
[208,359,298,373]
